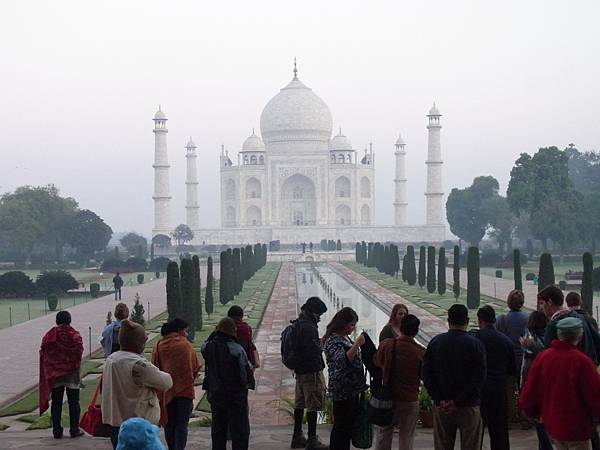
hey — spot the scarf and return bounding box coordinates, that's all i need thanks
[39,325,83,414]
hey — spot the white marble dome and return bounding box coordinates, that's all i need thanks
[260,77,333,143]
[428,104,441,116]
[329,129,352,151]
[242,131,265,152]
[154,107,167,120]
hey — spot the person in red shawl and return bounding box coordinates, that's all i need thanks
[152,318,202,450]
[520,317,600,449]
[39,311,84,439]
[228,305,259,368]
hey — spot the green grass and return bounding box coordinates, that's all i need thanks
[344,262,533,328]
[0,421,8,431]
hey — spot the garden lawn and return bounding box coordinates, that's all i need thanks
[344,262,533,328]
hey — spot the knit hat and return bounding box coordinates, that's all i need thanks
[216,317,237,337]
[301,297,327,315]
[118,320,147,352]
[116,418,166,450]
[556,317,583,332]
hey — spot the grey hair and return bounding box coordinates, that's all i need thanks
[557,328,583,344]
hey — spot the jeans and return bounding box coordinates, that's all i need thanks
[50,386,80,436]
[210,400,250,450]
[165,397,193,450]
[330,395,360,450]
[114,287,121,300]
[480,385,509,450]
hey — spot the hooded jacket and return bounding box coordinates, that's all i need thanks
[294,310,325,375]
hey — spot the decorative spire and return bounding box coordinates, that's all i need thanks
[293,57,298,79]
[339,126,342,135]
[252,127,255,135]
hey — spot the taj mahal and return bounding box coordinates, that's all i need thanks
[152,63,446,245]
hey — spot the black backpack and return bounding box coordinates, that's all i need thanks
[281,319,300,370]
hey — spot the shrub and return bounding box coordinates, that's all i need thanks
[90,283,100,298]
[100,257,122,272]
[130,293,145,325]
[479,251,504,268]
[137,274,144,284]
[36,270,78,295]
[149,256,171,272]
[538,253,555,292]
[495,270,503,278]
[582,252,594,315]
[123,257,147,272]
[467,247,480,309]
[525,272,536,281]
[0,271,35,297]
[453,245,460,299]
[47,294,58,311]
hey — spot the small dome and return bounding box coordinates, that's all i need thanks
[427,104,441,116]
[329,128,353,151]
[154,106,167,120]
[186,137,197,148]
[395,134,405,146]
[242,130,265,152]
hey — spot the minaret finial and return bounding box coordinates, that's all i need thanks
[252,127,255,135]
[339,126,342,135]
[293,57,298,79]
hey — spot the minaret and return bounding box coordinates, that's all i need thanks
[393,134,408,225]
[425,103,444,225]
[152,106,172,235]
[185,137,200,229]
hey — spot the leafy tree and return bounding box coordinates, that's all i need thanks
[0,271,35,297]
[205,256,214,317]
[66,209,112,260]
[513,249,523,291]
[438,247,446,295]
[36,270,78,295]
[152,234,172,248]
[192,255,203,335]
[467,247,480,309]
[171,224,194,247]
[483,196,515,253]
[179,258,195,339]
[166,261,182,320]
[418,246,426,288]
[130,293,145,325]
[427,246,436,293]
[149,256,171,272]
[405,246,417,285]
[120,233,147,257]
[453,245,460,299]
[581,252,593,315]
[538,253,555,292]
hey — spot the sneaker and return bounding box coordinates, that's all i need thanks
[53,429,63,439]
[291,433,307,448]
[306,436,329,450]
[70,430,84,438]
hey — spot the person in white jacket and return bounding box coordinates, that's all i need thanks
[101,320,172,449]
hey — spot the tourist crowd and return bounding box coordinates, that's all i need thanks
[37,283,600,450]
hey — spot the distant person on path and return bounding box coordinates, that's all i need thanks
[102,320,172,449]
[520,317,600,450]
[39,311,84,439]
[286,296,329,450]
[475,305,516,450]
[539,285,600,364]
[323,307,367,450]
[566,291,599,331]
[101,303,130,356]
[422,304,486,450]
[201,317,255,450]
[520,310,553,450]
[495,290,528,423]
[228,305,259,368]
[378,303,408,342]
[373,314,425,450]
[152,318,202,450]
[113,272,124,300]
[115,417,166,450]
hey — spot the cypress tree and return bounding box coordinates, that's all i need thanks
[467,246,480,309]
[180,258,195,340]
[367,243,374,267]
[227,248,235,302]
[383,245,390,275]
[205,256,214,317]
[150,242,155,261]
[355,242,361,263]
[254,243,262,273]
[538,252,555,292]
[418,246,426,288]
[438,247,446,295]
[513,249,523,291]
[262,243,268,267]
[582,252,594,315]
[166,261,181,320]
[427,246,436,293]
[453,245,460,299]
[406,245,417,285]
[192,255,202,335]
[232,248,242,295]
[336,239,342,251]
[219,250,229,305]
[401,254,407,282]
[245,245,254,279]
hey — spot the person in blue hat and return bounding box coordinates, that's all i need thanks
[116,418,166,450]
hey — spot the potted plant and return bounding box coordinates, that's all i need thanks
[418,385,434,428]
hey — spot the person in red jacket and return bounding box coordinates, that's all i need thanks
[520,317,600,449]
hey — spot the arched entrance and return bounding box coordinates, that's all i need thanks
[280,174,317,226]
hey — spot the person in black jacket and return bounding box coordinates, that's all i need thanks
[475,306,516,450]
[423,304,486,450]
[292,297,329,450]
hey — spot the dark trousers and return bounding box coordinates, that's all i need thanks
[50,386,80,436]
[480,385,510,450]
[330,395,360,450]
[109,425,120,449]
[165,397,193,450]
[114,287,121,300]
[533,422,553,450]
[210,400,250,450]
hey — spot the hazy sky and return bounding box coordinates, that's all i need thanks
[1,0,599,237]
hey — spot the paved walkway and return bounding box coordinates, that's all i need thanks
[330,262,447,342]
[0,425,540,449]
[0,279,166,409]
[248,262,297,426]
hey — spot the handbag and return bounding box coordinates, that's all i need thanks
[351,390,373,449]
[366,339,396,426]
[79,377,111,437]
